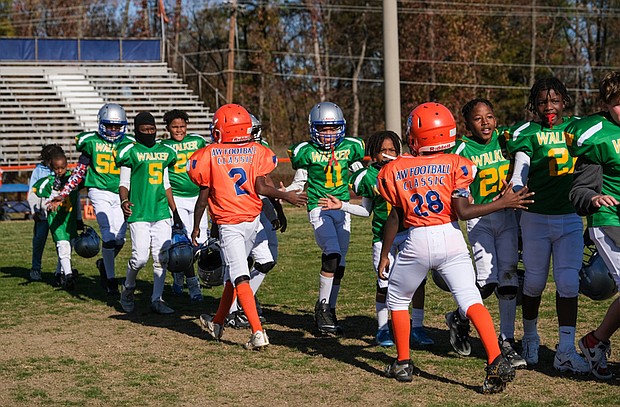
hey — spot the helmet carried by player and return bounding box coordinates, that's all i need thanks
[211,104,253,144]
[168,227,195,273]
[405,102,457,155]
[249,113,262,143]
[308,101,346,150]
[74,226,101,258]
[97,103,128,143]
[579,245,618,301]
[195,238,224,288]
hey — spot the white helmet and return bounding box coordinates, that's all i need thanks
[196,238,224,288]
[74,226,101,258]
[97,103,128,142]
[249,113,262,142]
[308,101,346,149]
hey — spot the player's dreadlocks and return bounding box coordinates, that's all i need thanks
[461,98,494,121]
[40,144,65,168]
[525,77,572,113]
[365,130,401,160]
[163,109,189,126]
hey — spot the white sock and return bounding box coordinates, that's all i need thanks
[411,308,425,329]
[499,297,517,339]
[318,274,333,303]
[557,326,577,353]
[102,247,116,279]
[376,302,389,331]
[249,270,267,293]
[151,266,166,302]
[124,264,139,289]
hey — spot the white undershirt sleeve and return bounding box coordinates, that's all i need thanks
[509,151,530,192]
[285,168,308,192]
[340,196,372,217]
[119,166,131,189]
[163,167,171,189]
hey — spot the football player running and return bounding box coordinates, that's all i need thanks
[452,98,526,369]
[188,103,307,350]
[161,109,209,303]
[318,131,433,347]
[377,102,533,393]
[285,102,365,335]
[506,78,589,374]
[49,103,134,296]
[116,112,181,315]
[567,71,620,380]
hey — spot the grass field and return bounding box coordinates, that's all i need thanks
[0,206,618,406]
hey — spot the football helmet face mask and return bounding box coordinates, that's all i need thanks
[74,226,101,258]
[579,247,618,301]
[211,104,253,144]
[168,228,195,273]
[196,238,224,288]
[405,102,456,154]
[308,101,346,150]
[97,103,128,143]
[249,113,263,143]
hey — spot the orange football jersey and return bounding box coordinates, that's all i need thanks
[187,142,278,224]
[377,153,475,228]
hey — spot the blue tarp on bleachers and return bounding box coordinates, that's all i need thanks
[0,38,161,61]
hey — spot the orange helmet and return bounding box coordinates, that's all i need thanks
[405,102,457,154]
[211,104,253,143]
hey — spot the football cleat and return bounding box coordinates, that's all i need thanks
[579,332,612,380]
[411,327,434,347]
[200,314,224,340]
[482,355,515,394]
[445,310,472,356]
[29,269,42,281]
[499,337,527,369]
[244,330,270,350]
[120,284,136,313]
[53,273,62,287]
[106,278,119,296]
[384,359,415,382]
[553,349,590,375]
[376,329,395,347]
[520,335,540,366]
[150,299,175,315]
[331,308,345,336]
[225,311,251,329]
[314,299,336,334]
[61,273,76,291]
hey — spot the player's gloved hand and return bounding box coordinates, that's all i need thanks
[172,210,184,230]
[271,218,282,231]
[76,219,85,231]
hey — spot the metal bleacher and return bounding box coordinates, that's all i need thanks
[0,62,213,167]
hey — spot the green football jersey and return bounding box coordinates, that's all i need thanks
[33,171,79,242]
[161,134,207,198]
[76,132,136,193]
[566,112,620,227]
[505,117,578,215]
[351,163,405,243]
[453,128,511,204]
[288,137,365,210]
[116,141,177,223]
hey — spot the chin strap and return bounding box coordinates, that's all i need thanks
[325,145,339,174]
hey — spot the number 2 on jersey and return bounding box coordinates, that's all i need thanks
[229,167,249,196]
[95,153,120,174]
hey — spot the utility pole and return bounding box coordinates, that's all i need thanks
[383,0,401,137]
[226,0,237,103]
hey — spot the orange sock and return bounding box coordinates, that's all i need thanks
[466,303,501,364]
[213,281,235,325]
[236,282,262,333]
[392,310,411,362]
